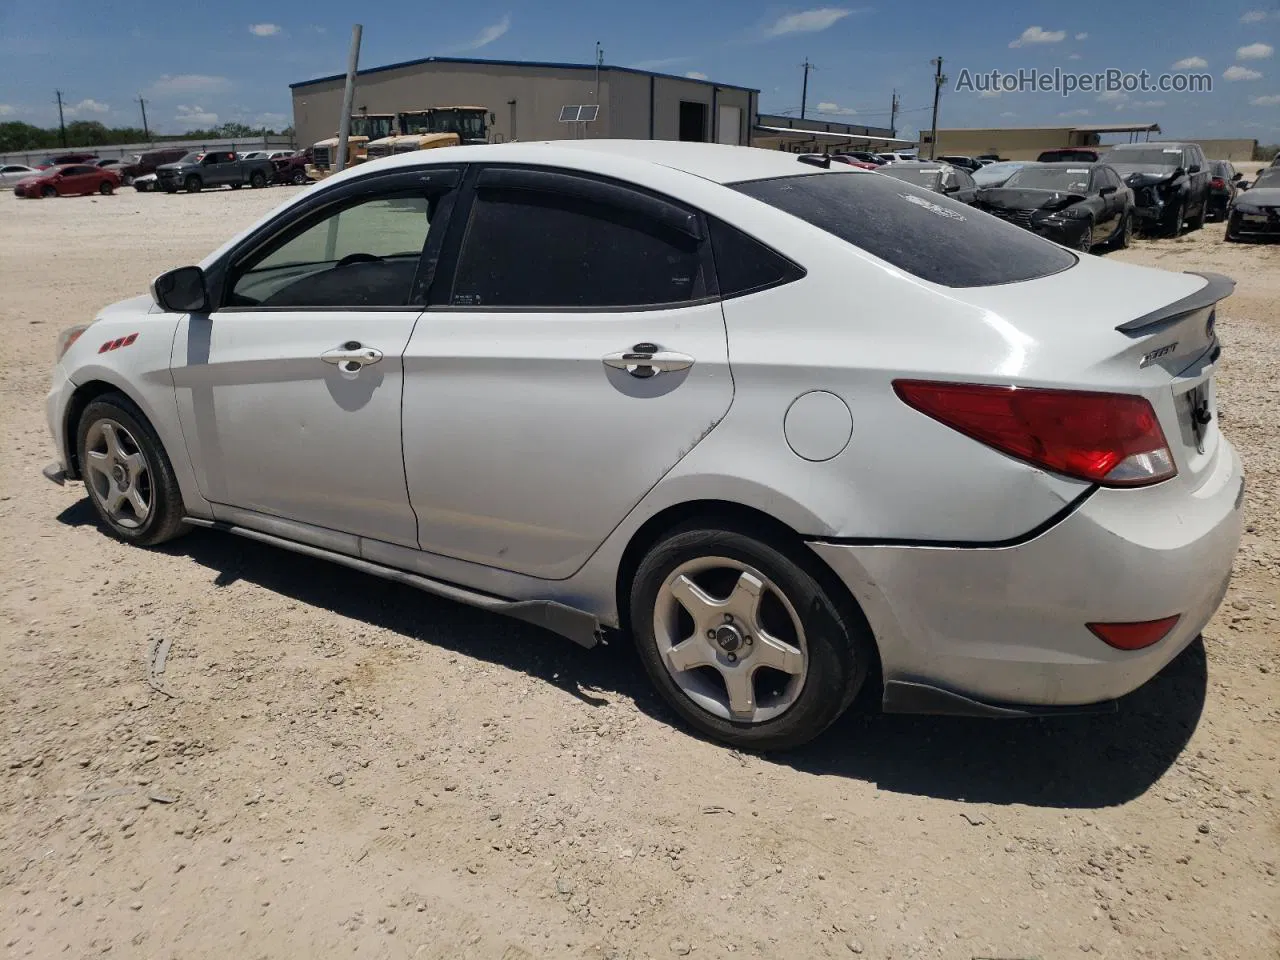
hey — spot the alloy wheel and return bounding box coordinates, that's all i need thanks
[652,556,808,723]
[83,419,153,530]
[1077,223,1094,252]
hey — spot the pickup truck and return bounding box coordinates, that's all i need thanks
[155,150,277,193]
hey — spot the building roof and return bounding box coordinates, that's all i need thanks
[935,123,1161,134]
[291,55,759,93]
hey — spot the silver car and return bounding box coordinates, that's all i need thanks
[43,141,1243,749]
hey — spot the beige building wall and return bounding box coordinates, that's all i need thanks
[291,62,755,150]
[925,128,1081,160]
[1189,138,1258,161]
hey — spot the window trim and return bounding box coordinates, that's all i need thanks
[430,163,720,314]
[205,166,461,313]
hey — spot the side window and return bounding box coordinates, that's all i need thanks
[954,169,975,189]
[708,217,805,298]
[227,191,439,309]
[449,175,706,308]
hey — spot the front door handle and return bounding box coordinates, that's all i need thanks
[322,341,383,376]
[602,342,695,379]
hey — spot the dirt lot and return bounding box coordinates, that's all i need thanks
[1,180,1277,960]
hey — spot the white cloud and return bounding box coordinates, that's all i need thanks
[1000,111,1017,118]
[66,98,110,116]
[1250,93,1280,105]
[815,100,858,115]
[1240,9,1278,21]
[1173,56,1208,69]
[1068,53,1082,60]
[1131,99,1166,108]
[1075,32,1088,40]
[685,71,709,80]
[175,104,218,126]
[766,8,853,37]
[1237,42,1274,60]
[978,89,1001,98]
[464,14,510,50]
[0,104,15,117]
[253,112,290,129]
[1009,26,1066,48]
[248,23,280,37]
[1097,90,1127,103]
[1224,65,1264,81]
[1058,108,1091,117]
[147,74,231,97]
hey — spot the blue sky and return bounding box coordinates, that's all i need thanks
[1,1,1277,141]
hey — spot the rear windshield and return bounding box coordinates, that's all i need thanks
[732,171,1076,288]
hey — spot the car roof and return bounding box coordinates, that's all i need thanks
[343,140,866,185]
[1110,141,1192,149]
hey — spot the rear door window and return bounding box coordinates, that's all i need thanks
[733,171,1076,288]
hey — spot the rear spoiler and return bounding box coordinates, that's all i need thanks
[1116,271,1235,334]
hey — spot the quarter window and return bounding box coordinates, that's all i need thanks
[708,217,805,298]
[449,178,706,309]
[227,192,439,309]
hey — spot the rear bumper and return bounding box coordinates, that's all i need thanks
[810,438,1244,711]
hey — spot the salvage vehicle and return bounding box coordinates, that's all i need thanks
[364,132,461,160]
[1106,142,1210,237]
[155,150,276,193]
[36,151,99,169]
[0,163,39,185]
[117,147,188,186]
[43,141,1243,750]
[974,162,1134,252]
[972,160,1031,188]
[132,173,158,192]
[13,163,119,198]
[876,160,979,204]
[1224,166,1280,242]
[936,154,984,172]
[1206,161,1244,221]
[271,150,312,185]
[305,113,398,180]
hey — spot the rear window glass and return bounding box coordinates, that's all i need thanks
[732,171,1076,288]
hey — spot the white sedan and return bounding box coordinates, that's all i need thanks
[1,163,39,185]
[41,141,1243,749]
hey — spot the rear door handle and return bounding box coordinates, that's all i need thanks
[602,342,695,378]
[322,341,383,376]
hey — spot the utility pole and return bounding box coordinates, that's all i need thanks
[889,89,900,137]
[800,59,812,120]
[138,96,150,141]
[928,56,946,159]
[334,23,363,174]
[594,41,602,104]
[55,90,67,147]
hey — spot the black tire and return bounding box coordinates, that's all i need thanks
[230,183,242,190]
[122,174,135,186]
[1188,197,1206,231]
[98,181,113,196]
[41,186,56,198]
[629,522,872,751]
[1076,220,1095,253]
[1110,210,1133,250]
[249,170,266,189]
[76,394,188,547]
[1224,214,1242,242]
[163,186,176,194]
[184,175,202,193]
[290,169,306,185]
[1166,199,1185,237]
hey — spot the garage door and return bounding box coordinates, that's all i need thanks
[717,106,741,145]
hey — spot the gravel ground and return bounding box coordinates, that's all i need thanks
[1,180,1277,960]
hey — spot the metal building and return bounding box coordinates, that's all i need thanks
[290,56,758,152]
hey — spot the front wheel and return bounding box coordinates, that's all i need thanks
[629,523,871,750]
[1076,221,1095,253]
[41,186,56,198]
[1111,211,1133,250]
[1188,197,1206,231]
[1166,199,1186,237]
[98,181,113,196]
[184,175,202,193]
[76,394,189,546]
[122,174,135,186]
[230,183,242,190]
[249,170,267,188]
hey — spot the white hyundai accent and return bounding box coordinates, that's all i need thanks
[43,141,1244,750]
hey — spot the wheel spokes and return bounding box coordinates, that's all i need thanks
[753,634,805,675]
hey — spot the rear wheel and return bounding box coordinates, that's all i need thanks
[629,523,871,750]
[290,169,306,185]
[98,181,113,196]
[249,170,266,188]
[184,175,202,193]
[76,395,189,547]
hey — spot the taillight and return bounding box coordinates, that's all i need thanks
[1087,616,1180,650]
[1210,177,1225,189]
[893,380,1177,487]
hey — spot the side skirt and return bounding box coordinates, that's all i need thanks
[184,518,603,649]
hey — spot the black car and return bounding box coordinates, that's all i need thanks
[974,162,1134,252]
[1207,160,1245,221]
[936,154,984,172]
[1106,141,1210,237]
[1225,166,1280,242]
[875,161,979,204]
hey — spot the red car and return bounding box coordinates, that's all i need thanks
[13,164,121,198]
